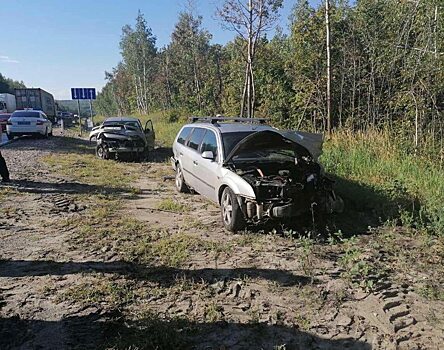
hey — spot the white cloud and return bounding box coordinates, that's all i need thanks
[0,55,19,64]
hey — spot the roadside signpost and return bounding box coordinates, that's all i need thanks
[71,88,96,135]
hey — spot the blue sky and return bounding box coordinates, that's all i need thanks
[0,0,320,100]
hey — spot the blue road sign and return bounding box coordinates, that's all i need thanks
[71,88,96,100]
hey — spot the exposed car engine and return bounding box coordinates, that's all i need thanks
[225,134,342,222]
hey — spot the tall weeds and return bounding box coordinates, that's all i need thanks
[322,130,444,235]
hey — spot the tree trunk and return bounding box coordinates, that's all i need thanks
[325,0,332,134]
[246,0,253,118]
[240,63,249,117]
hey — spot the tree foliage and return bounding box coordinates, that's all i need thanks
[96,2,444,153]
[0,73,26,94]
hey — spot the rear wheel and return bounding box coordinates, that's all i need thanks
[175,164,189,193]
[220,187,246,232]
[6,133,14,140]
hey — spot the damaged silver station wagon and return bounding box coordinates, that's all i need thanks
[172,117,343,232]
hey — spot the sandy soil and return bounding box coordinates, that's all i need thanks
[0,133,443,349]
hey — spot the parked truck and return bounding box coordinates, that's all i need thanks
[15,88,56,122]
[0,93,16,113]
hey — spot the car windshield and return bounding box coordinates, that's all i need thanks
[12,111,41,118]
[222,131,255,157]
[103,120,140,129]
[231,147,296,162]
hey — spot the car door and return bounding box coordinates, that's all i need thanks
[182,127,206,192]
[144,120,155,151]
[194,129,220,202]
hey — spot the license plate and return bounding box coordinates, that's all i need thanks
[18,121,31,125]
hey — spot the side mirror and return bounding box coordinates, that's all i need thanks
[201,151,214,160]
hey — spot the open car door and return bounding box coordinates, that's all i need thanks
[144,120,155,151]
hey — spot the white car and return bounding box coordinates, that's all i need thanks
[172,117,343,232]
[6,110,53,140]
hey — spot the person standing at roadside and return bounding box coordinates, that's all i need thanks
[0,151,10,182]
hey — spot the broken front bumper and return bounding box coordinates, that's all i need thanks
[244,191,343,220]
[108,146,145,153]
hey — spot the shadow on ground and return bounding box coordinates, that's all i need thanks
[241,173,418,238]
[2,135,95,155]
[0,259,309,287]
[330,174,417,235]
[149,147,173,163]
[0,312,372,350]
[3,179,129,195]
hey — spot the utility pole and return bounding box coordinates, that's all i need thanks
[325,0,332,134]
[77,99,81,136]
[89,99,94,126]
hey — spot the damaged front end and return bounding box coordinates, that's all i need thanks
[96,125,147,160]
[224,130,343,223]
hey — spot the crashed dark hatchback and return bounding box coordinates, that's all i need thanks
[172,117,343,232]
[89,117,155,161]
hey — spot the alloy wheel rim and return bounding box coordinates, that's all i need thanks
[98,146,104,158]
[222,192,233,225]
[176,167,182,189]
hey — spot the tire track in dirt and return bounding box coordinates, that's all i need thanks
[0,134,107,349]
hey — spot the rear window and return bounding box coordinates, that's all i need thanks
[187,128,206,150]
[12,111,41,118]
[177,127,192,145]
[103,121,140,128]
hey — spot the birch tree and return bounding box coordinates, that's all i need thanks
[217,0,283,118]
[120,11,157,114]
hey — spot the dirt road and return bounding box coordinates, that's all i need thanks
[0,133,443,349]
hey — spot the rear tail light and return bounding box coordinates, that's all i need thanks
[36,120,44,125]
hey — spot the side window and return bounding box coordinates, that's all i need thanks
[187,127,206,151]
[200,130,218,158]
[177,127,192,145]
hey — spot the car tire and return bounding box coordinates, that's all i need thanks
[220,187,246,232]
[96,144,110,160]
[48,128,53,137]
[6,133,14,140]
[175,164,189,193]
[44,128,49,138]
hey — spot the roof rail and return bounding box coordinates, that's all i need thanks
[190,116,268,124]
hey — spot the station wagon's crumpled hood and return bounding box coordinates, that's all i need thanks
[224,130,323,164]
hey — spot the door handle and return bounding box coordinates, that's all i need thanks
[179,152,183,156]
[193,160,198,165]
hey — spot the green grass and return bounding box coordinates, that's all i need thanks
[131,233,204,267]
[78,112,444,236]
[322,130,444,235]
[157,198,188,212]
[42,153,142,190]
[59,278,140,306]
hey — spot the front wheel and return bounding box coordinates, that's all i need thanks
[6,133,14,140]
[96,144,110,160]
[220,187,246,232]
[175,164,189,193]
